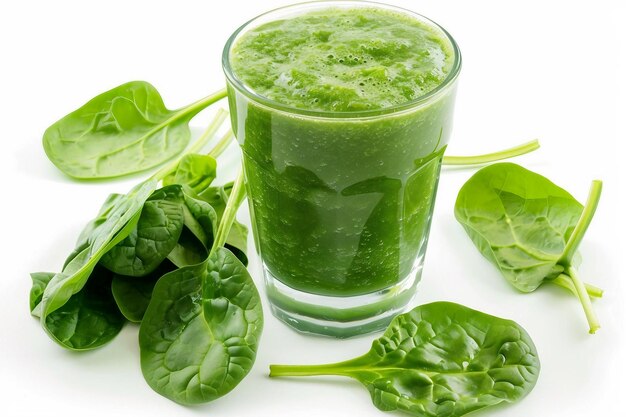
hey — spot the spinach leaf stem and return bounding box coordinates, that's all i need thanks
[443,139,540,166]
[556,180,603,333]
[151,109,228,182]
[559,180,603,265]
[212,169,246,253]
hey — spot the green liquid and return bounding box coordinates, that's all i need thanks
[230,8,453,112]
[227,7,458,300]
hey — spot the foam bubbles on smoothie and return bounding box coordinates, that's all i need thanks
[231,7,453,112]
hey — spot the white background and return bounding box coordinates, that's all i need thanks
[1,0,624,416]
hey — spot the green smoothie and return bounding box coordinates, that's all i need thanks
[223,2,460,334]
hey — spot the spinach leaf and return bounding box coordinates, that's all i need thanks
[163,154,217,195]
[43,266,125,350]
[43,81,226,179]
[100,185,185,276]
[139,247,262,404]
[166,227,208,268]
[139,172,261,404]
[111,260,177,323]
[270,302,539,417]
[166,193,218,267]
[455,162,603,333]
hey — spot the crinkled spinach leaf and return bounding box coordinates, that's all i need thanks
[270,302,540,417]
[139,247,263,405]
[100,185,185,276]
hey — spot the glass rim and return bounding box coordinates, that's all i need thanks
[222,0,462,120]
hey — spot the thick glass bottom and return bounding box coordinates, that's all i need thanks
[264,258,422,338]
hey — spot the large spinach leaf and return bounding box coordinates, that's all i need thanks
[454,163,603,333]
[270,302,539,417]
[139,247,262,405]
[43,82,226,179]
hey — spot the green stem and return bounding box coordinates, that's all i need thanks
[150,109,228,182]
[270,362,353,378]
[559,180,603,265]
[551,274,603,298]
[208,130,235,159]
[211,169,246,253]
[565,266,601,334]
[442,139,540,166]
[553,181,603,334]
[176,88,227,120]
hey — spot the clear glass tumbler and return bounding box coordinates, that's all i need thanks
[222,1,461,337]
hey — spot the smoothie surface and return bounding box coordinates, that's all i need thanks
[230,7,454,112]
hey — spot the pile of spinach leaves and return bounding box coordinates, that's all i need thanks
[30,111,263,405]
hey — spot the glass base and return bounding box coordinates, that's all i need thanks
[264,261,422,338]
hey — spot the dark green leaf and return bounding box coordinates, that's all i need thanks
[270,302,539,417]
[165,192,217,267]
[166,227,208,268]
[42,82,223,179]
[139,247,263,405]
[111,260,176,323]
[100,185,185,276]
[43,266,125,351]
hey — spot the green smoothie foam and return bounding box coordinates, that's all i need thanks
[230,7,453,111]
